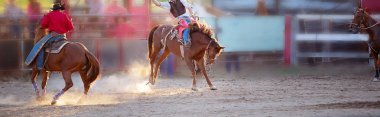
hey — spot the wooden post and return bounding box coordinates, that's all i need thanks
[284,15,292,66]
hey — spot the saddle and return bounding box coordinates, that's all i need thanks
[45,37,69,54]
[25,33,68,65]
[166,25,191,45]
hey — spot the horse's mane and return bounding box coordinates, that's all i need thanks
[360,9,380,27]
[364,11,376,21]
[189,22,214,38]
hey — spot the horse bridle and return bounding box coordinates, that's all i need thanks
[351,9,380,53]
[351,9,380,30]
[205,39,215,63]
[206,39,214,51]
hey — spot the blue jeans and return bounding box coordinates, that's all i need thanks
[178,16,191,45]
[36,33,65,70]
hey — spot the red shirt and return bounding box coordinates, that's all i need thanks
[40,10,74,34]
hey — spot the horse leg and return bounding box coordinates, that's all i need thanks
[149,46,161,85]
[185,58,198,91]
[51,71,73,105]
[31,68,40,100]
[153,49,170,82]
[196,59,217,90]
[78,71,89,103]
[372,50,380,82]
[40,71,51,100]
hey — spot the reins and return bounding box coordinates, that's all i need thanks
[205,39,215,79]
[205,39,214,51]
[362,22,380,30]
[354,10,380,30]
[352,11,380,53]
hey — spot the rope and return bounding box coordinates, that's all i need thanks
[362,22,380,30]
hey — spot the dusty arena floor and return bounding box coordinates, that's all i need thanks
[1,64,380,117]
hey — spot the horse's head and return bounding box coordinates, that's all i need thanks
[349,7,368,33]
[189,22,225,64]
[34,27,48,43]
[206,39,225,65]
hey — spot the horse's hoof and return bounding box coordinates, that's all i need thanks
[210,86,218,90]
[149,78,155,85]
[191,87,198,91]
[373,77,380,82]
[77,94,88,104]
[36,96,44,102]
[51,100,57,105]
[77,99,85,104]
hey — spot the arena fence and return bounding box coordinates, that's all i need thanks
[291,14,380,65]
[3,14,374,72]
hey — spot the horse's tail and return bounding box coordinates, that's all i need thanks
[148,25,160,59]
[84,50,100,85]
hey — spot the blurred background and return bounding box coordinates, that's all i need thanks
[0,0,380,78]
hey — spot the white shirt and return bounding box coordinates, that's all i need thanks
[158,0,197,18]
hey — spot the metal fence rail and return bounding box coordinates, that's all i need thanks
[0,14,150,71]
[291,14,380,65]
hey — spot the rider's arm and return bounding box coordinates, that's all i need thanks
[152,0,161,6]
[180,0,196,16]
[152,0,170,10]
[64,14,74,31]
[40,14,49,29]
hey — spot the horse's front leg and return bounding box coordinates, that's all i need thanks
[196,58,217,90]
[40,71,51,100]
[31,68,40,100]
[371,50,380,82]
[185,58,198,91]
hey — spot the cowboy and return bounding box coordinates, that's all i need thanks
[41,2,73,36]
[152,0,197,47]
[25,2,74,70]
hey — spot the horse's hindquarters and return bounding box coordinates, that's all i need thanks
[44,43,87,71]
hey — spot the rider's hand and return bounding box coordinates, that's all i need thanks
[192,15,199,21]
[152,0,161,6]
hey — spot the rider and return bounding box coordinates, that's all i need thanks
[152,0,197,47]
[33,2,74,70]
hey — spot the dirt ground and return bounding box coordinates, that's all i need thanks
[1,64,380,117]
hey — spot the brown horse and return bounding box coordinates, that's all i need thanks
[349,5,380,81]
[148,23,224,91]
[30,28,100,105]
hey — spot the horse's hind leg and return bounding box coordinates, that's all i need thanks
[79,71,90,95]
[78,71,90,103]
[31,68,40,99]
[196,59,217,90]
[51,71,73,105]
[153,49,170,82]
[149,45,162,85]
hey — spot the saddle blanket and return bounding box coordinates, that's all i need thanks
[25,33,53,65]
[45,40,69,53]
[25,34,66,65]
